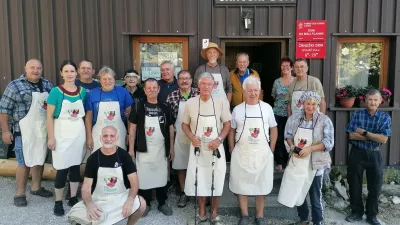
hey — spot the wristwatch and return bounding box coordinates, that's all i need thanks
[217,137,224,143]
[362,131,368,136]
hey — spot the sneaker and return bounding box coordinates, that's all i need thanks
[211,216,224,225]
[254,217,264,225]
[238,215,250,225]
[30,187,53,198]
[178,193,188,208]
[13,195,27,207]
[289,220,309,225]
[366,216,381,225]
[54,201,64,216]
[345,213,363,222]
[187,215,208,225]
[158,204,173,216]
[142,205,151,217]
[68,196,79,207]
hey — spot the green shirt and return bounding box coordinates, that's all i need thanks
[182,93,190,99]
[47,86,87,118]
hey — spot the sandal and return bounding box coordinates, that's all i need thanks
[30,187,53,197]
[13,195,27,207]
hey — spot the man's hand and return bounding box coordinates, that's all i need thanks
[86,136,94,151]
[122,199,134,218]
[48,138,56,150]
[87,203,103,221]
[298,146,312,158]
[1,130,13,144]
[356,128,365,134]
[208,138,221,151]
[191,135,201,147]
[169,148,174,161]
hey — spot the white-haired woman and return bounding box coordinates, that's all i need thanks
[229,76,277,225]
[277,91,334,225]
[85,66,133,152]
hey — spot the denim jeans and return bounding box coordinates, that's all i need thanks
[297,174,324,224]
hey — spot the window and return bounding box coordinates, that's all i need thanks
[336,37,389,89]
[133,36,189,80]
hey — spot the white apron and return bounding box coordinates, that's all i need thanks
[211,73,226,99]
[67,150,140,225]
[19,91,49,167]
[291,88,306,116]
[229,103,274,195]
[136,116,168,190]
[92,98,127,152]
[184,98,226,196]
[52,97,86,170]
[172,101,191,170]
[277,126,317,207]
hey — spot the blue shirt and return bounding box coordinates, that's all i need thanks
[47,86,87,118]
[346,109,392,150]
[0,75,53,132]
[75,79,100,91]
[239,69,249,84]
[86,86,134,124]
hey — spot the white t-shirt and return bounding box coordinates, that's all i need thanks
[231,101,277,142]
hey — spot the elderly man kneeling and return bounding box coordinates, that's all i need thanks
[67,126,146,225]
[277,91,334,225]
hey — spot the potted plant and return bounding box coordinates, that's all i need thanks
[336,85,358,108]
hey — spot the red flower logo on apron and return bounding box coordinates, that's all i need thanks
[146,127,155,136]
[250,128,260,138]
[41,101,47,110]
[203,127,213,137]
[297,138,307,148]
[104,177,118,187]
[68,109,79,118]
[106,111,116,121]
[213,81,219,89]
[296,99,302,108]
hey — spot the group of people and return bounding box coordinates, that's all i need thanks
[0,42,391,225]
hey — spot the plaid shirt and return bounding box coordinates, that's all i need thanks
[346,109,392,150]
[166,88,200,121]
[0,74,53,132]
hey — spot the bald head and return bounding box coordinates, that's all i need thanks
[24,59,43,83]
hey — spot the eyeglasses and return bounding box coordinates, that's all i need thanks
[246,89,260,94]
[294,66,308,69]
[281,65,291,68]
[178,77,191,81]
[125,76,137,79]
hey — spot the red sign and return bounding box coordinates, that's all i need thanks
[296,20,327,41]
[296,42,326,59]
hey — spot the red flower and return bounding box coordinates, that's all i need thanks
[343,90,347,95]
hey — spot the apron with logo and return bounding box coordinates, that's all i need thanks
[52,93,86,170]
[92,89,127,152]
[229,102,274,196]
[204,64,226,100]
[136,114,168,190]
[184,97,226,196]
[82,150,140,225]
[277,118,318,207]
[172,100,191,170]
[19,88,49,167]
[290,76,308,115]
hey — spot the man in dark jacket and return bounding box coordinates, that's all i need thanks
[128,78,175,217]
[158,61,178,103]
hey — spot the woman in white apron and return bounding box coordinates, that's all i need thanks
[229,76,277,225]
[47,60,87,216]
[277,91,334,225]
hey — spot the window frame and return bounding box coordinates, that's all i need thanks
[336,37,390,89]
[132,36,189,80]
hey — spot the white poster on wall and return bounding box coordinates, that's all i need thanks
[141,66,182,80]
[158,52,178,65]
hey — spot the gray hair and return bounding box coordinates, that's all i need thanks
[98,66,116,78]
[294,58,308,66]
[160,60,175,71]
[242,76,261,90]
[101,125,119,136]
[365,88,381,97]
[198,72,214,83]
[236,52,249,61]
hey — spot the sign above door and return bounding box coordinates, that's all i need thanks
[214,0,296,5]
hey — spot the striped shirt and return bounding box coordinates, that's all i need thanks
[346,109,391,150]
[0,74,53,132]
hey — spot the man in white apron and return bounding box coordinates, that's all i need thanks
[167,70,200,208]
[0,59,53,207]
[182,72,232,225]
[278,91,334,225]
[228,76,277,225]
[67,126,146,225]
[85,66,133,152]
[128,78,175,217]
[286,59,326,116]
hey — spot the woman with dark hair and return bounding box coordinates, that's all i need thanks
[123,69,145,103]
[271,56,294,171]
[46,60,87,216]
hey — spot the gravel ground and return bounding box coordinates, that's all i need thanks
[0,176,394,225]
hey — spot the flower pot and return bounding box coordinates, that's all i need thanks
[339,97,356,108]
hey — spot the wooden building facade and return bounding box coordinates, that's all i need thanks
[0,0,399,166]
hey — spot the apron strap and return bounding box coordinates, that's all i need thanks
[236,101,267,144]
[194,96,219,135]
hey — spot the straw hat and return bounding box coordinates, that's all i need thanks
[201,42,224,60]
